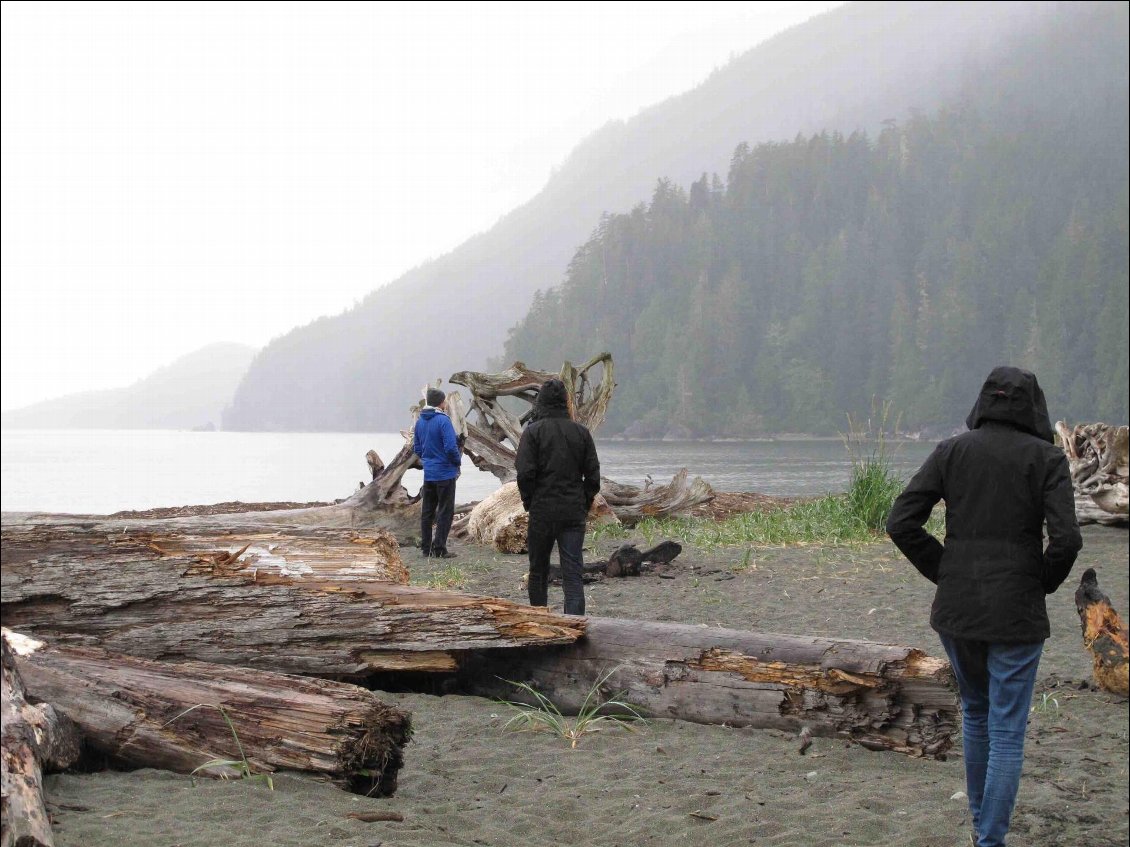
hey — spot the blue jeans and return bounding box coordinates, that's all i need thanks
[526,518,586,615]
[938,634,1043,847]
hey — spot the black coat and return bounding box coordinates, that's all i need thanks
[886,367,1082,643]
[516,380,601,522]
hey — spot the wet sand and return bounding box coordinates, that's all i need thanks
[44,523,1128,847]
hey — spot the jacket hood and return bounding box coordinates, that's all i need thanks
[532,378,570,420]
[965,366,1054,443]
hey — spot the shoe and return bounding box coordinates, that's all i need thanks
[420,549,431,558]
[433,550,458,559]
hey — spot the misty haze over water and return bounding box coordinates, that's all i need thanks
[0,430,934,515]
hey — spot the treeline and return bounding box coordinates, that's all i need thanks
[503,18,1129,437]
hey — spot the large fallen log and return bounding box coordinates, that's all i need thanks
[461,617,958,758]
[2,633,82,847]
[1055,421,1129,525]
[0,519,586,677]
[5,630,412,796]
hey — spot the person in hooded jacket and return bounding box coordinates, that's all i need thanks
[886,366,1082,847]
[413,387,462,558]
[516,378,601,615]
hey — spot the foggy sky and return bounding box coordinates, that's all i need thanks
[1,1,841,411]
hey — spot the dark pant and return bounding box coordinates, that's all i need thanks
[420,478,456,555]
[938,634,1044,847]
[527,518,586,615]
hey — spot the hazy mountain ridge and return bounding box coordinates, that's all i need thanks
[2,343,257,430]
[223,1,1062,432]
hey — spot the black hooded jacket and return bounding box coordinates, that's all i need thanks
[886,367,1082,642]
[516,379,601,522]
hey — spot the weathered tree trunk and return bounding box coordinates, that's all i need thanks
[1074,569,1130,697]
[2,633,82,847]
[5,631,412,796]
[1055,421,1129,525]
[462,617,958,758]
[0,519,586,677]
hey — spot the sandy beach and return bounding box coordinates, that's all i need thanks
[41,522,1128,847]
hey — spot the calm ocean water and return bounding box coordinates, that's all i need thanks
[0,430,935,515]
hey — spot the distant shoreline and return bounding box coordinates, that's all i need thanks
[3,426,935,443]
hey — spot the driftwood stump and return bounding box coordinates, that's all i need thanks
[1056,421,1129,525]
[1074,569,1130,697]
[448,355,714,526]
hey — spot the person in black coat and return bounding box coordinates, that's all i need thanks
[516,378,601,615]
[887,366,1082,847]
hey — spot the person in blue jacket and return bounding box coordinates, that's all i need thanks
[413,387,462,558]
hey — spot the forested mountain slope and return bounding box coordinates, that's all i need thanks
[504,2,1129,436]
[223,1,1068,431]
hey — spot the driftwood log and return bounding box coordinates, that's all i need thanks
[1074,569,1130,697]
[599,471,716,526]
[1,634,82,847]
[0,519,586,677]
[449,356,714,529]
[450,354,616,481]
[463,617,957,758]
[461,471,711,553]
[5,631,412,796]
[463,482,619,553]
[548,541,684,582]
[1055,421,1129,525]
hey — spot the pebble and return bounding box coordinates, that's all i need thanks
[950,791,967,801]
[805,771,819,781]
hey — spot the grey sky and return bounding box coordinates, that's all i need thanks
[1,1,841,411]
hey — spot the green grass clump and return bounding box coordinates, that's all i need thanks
[424,564,469,590]
[498,668,646,748]
[843,401,906,533]
[165,703,274,790]
[634,496,879,548]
